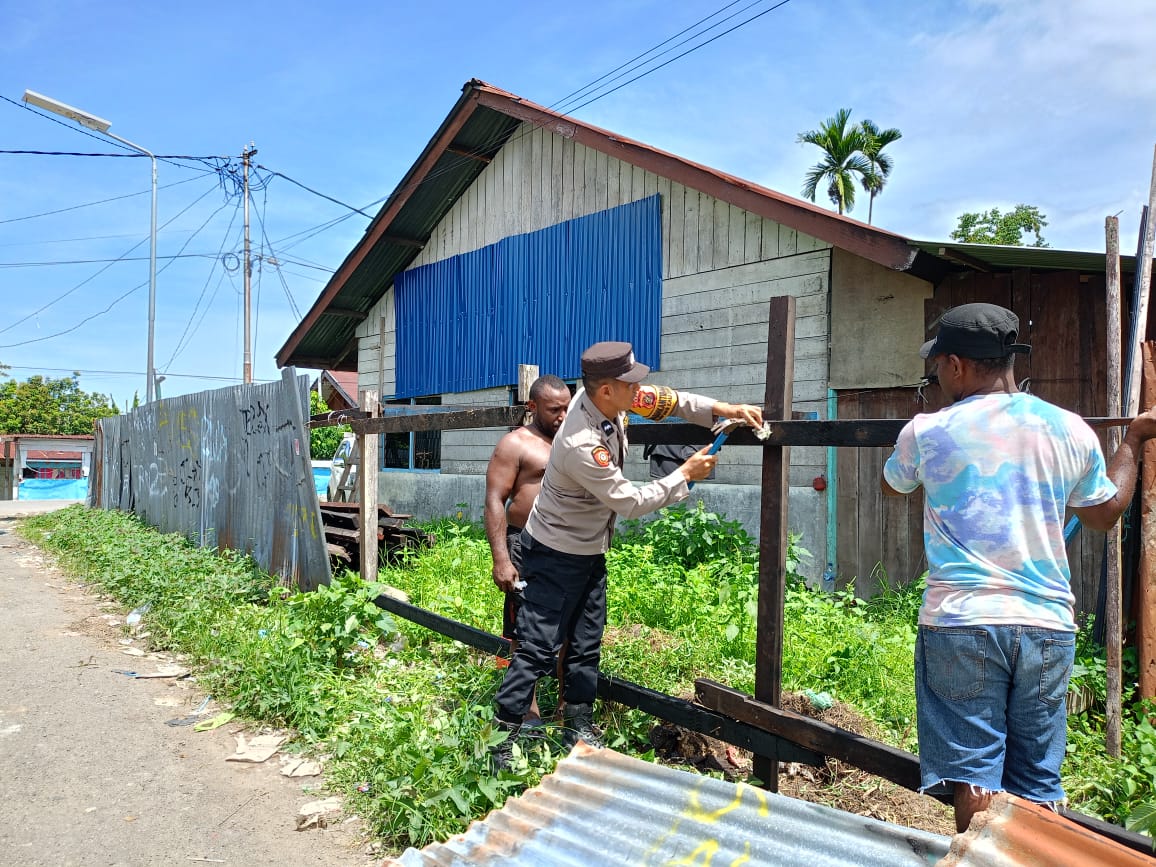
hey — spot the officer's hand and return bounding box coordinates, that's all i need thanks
[714,402,764,429]
[492,561,520,593]
[679,446,719,483]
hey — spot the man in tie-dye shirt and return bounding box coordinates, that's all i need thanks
[883,302,1156,833]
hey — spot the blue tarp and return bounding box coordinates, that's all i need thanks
[18,478,89,500]
[312,467,331,500]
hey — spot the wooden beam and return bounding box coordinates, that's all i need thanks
[381,234,425,249]
[935,246,993,273]
[1140,343,1156,699]
[322,306,368,321]
[445,145,493,164]
[753,295,794,791]
[370,592,823,767]
[627,419,907,448]
[352,405,527,435]
[695,679,937,800]
[358,388,380,583]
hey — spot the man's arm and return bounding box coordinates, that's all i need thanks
[484,436,521,592]
[1072,412,1156,530]
[711,401,764,429]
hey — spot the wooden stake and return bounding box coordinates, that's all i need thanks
[754,296,795,790]
[359,387,380,582]
[1140,344,1156,699]
[1105,216,1123,754]
[1127,145,1156,416]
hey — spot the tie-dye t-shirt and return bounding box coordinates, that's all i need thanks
[883,392,1114,631]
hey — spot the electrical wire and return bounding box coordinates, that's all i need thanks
[0,178,224,335]
[1,94,219,175]
[162,194,244,369]
[0,174,204,226]
[0,182,235,348]
[3,364,256,382]
[251,187,303,319]
[0,253,233,267]
[547,0,751,113]
[257,167,374,217]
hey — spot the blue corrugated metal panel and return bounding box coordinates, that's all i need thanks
[388,745,950,867]
[394,196,662,398]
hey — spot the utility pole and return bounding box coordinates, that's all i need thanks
[242,143,257,384]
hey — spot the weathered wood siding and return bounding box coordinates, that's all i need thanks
[837,268,1114,615]
[354,120,831,486]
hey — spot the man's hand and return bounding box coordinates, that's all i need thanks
[492,560,520,593]
[1126,407,1156,443]
[713,402,764,429]
[679,446,720,483]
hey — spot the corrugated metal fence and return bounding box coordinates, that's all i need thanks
[89,368,330,590]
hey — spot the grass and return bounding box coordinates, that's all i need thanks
[19,502,1156,848]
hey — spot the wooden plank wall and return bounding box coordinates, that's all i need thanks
[357,121,832,483]
[837,268,1113,613]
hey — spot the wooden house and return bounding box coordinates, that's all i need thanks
[277,80,1142,607]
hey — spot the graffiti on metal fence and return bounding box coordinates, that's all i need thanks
[89,368,329,590]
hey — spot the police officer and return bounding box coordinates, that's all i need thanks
[490,341,763,768]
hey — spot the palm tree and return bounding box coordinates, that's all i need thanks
[797,108,873,216]
[858,119,902,225]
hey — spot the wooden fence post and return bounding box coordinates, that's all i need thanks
[359,387,380,582]
[1106,216,1123,755]
[754,295,795,790]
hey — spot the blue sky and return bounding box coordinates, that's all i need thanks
[3,0,1154,401]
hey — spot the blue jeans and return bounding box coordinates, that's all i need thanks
[915,624,1074,803]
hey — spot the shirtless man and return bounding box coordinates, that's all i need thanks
[484,374,571,723]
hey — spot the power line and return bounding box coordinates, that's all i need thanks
[547,0,750,113]
[4,365,260,382]
[0,253,232,267]
[0,178,224,335]
[257,166,375,217]
[1,94,218,175]
[251,187,302,319]
[162,194,245,370]
[0,174,204,226]
[563,0,794,115]
[0,181,233,347]
[0,149,231,159]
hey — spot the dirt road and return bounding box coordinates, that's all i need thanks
[0,507,372,866]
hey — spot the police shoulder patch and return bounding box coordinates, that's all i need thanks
[591,445,612,467]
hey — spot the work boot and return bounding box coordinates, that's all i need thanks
[561,702,604,749]
[490,719,547,772]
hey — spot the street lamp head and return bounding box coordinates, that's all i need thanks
[23,89,112,133]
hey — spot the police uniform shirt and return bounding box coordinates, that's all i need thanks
[523,387,716,555]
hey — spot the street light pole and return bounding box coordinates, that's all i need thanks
[23,90,159,403]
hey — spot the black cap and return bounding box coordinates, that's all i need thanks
[920,303,1032,360]
[580,341,650,382]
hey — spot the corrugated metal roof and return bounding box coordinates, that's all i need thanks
[910,241,1136,275]
[276,80,938,372]
[939,793,1154,866]
[385,745,950,867]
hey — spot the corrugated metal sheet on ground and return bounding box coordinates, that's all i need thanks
[386,745,950,867]
[89,368,329,590]
[939,794,1154,867]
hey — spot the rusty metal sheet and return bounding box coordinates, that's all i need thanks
[90,368,329,590]
[386,745,950,867]
[938,794,1154,867]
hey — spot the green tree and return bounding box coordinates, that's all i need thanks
[309,389,349,461]
[0,374,117,435]
[951,205,1049,247]
[858,119,902,225]
[797,108,874,215]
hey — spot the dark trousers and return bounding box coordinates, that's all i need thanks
[494,532,606,724]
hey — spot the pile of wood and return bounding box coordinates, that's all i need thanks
[319,501,434,569]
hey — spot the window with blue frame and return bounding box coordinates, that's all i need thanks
[393,195,662,397]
